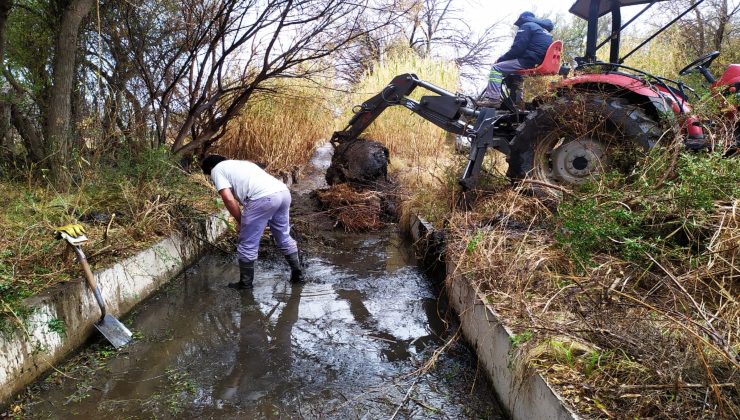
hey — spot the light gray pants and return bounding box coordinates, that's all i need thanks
[237,190,298,263]
[483,59,526,102]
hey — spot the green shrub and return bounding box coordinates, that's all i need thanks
[555,152,740,266]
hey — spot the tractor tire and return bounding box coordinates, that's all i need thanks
[506,95,663,187]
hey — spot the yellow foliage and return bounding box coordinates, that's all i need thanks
[343,49,461,165]
[215,79,334,172]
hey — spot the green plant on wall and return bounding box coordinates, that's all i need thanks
[47,318,66,336]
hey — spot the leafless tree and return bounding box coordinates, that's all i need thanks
[334,0,505,85]
[112,0,395,157]
[662,0,740,58]
[400,0,505,79]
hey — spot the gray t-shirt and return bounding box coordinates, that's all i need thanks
[210,160,287,202]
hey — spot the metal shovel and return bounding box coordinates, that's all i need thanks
[58,230,132,348]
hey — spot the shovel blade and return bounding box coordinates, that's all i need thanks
[95,314,133,348]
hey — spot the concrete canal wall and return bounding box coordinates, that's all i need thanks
[409,215,579,420]
[0,211,229,404]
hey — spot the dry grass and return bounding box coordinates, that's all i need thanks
[344,49,460,165]
[213,78,334,173]
[0,152,219,335]
[314,184,384,232]
[444,147,739,418]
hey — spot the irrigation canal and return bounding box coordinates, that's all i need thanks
[16,146,505,419]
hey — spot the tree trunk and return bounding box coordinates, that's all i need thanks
[713,0,729,51]
[0,0,14,166]
[691,0,706,55]
[0,101,12,166]
[9,101,45,163]
[45,0,95,181]
[0,0,12,65]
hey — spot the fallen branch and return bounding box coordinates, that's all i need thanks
[518,179,573,195]
[612,290,739,368]
[409,397,440,413]
[619,383,736,390]
[646,253,736,364]
[389,376,420,420]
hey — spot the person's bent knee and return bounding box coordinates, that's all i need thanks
[277,238,298,256]
[237,244,259,262]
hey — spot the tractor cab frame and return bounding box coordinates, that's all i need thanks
[571,0,704,66]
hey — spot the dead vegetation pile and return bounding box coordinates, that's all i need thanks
[314,184,385,232]
[445,149,739,418]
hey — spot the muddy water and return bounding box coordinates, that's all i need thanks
[20,231,504,419]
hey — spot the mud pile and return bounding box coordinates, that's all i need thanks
[316,138,396,232]
[325,138,389,186]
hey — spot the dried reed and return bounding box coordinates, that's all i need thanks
[214,79,334,172]
[314,184,384,232]
[445,151,739,418]
[344,49,460,165]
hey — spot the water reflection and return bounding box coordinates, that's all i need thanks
[19,231,504,419]
[216,284,302,403]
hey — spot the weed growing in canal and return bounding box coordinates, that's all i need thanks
[164,368,197,415]
[47,318,66,336]
[509,330,533,348]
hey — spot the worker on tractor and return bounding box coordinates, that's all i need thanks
[201,155,303,289]
[478,11,554,109]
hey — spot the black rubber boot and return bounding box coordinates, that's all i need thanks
[228,260,254,289]
[285,252,303,283]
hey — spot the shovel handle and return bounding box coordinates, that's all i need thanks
[70,244,107,318]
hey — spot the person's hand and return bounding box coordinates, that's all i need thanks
[54,223,86,238]
[235,221,241,235]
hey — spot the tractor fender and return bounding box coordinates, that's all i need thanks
[714,64,740,87]
[555,73,685,116]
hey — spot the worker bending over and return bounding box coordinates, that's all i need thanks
[201,155,302,289]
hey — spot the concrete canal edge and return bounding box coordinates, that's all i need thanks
[0,211,230,404]
[409,215,579,420]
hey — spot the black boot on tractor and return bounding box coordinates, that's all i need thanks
[229,260,254,289]
[285,252,303,283]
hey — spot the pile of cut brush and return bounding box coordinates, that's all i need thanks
[314,184,386,232]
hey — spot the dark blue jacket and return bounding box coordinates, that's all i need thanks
[498,16,554,68]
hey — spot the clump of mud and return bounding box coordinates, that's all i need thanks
[316,138,398,232]
[326,138,389,186]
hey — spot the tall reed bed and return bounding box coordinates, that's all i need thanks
[611,30,687,78]
[214,79,334,172]
[346,51,465,228]
[344,50,461,164]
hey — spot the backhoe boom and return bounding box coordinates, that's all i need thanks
[331,73,517,190]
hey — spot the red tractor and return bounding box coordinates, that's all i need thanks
[332,0,739,190]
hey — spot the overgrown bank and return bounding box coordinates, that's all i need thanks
[277,44,740,418]
[0,149,223,336]
[418,145,739,418]
[0,73,335,336]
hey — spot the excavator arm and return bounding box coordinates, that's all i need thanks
[331,73,477,143]
[332,73,518,190]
